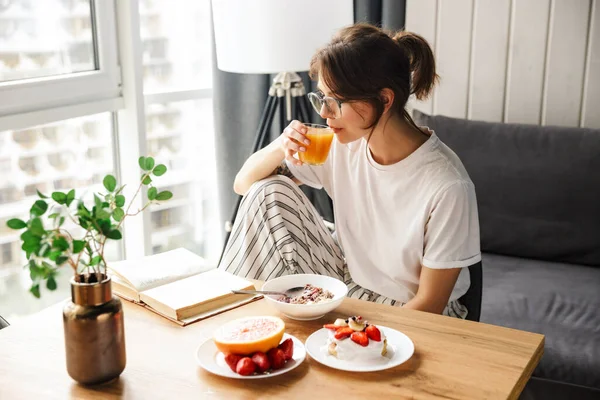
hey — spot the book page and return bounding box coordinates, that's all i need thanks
[139,269,255,319]
[108,248,213,292]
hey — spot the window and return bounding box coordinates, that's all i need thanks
[0,0,96,82]
[144,99,220,261]
[0,112,122,321]
[140,0,212,94]
[0,0,120,119]
[138,0,218,260]
[0,0,218,322]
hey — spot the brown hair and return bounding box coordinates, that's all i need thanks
[309,23,438,131]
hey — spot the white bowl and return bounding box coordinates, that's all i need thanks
[261,274,348,321]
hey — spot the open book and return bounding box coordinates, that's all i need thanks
[108,248,259,326]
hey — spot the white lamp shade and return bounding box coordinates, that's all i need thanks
[211,0,354,74]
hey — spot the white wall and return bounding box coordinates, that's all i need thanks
[406,0,600,129]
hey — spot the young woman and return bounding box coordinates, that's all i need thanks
[219,23,481,318]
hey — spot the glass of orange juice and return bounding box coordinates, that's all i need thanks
[298,123,334,166]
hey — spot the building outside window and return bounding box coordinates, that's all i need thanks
[0,0,219,323]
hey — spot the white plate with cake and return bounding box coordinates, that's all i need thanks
[305,316,414,372]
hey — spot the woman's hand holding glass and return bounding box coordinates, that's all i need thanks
[280,120,310,166]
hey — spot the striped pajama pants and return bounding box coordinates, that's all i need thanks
[218,175,467,319]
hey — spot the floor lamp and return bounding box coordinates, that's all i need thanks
[212,0,353,264]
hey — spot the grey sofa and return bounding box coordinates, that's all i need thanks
[413,110,600,399]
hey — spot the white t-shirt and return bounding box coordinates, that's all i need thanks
[286,128,481,303]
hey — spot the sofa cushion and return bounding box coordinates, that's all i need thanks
[481,253,600,388]
[413,110,600,266]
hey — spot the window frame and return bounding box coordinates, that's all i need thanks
[0,0,121,124]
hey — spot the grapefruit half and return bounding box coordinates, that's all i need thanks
[213,316,285,355]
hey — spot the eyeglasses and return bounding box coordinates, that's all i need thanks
[307,91,344,119]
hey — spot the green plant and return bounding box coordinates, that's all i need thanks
[6,156,173,298]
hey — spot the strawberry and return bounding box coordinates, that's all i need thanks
[267,347,286,370]
[278,338,294,361]
[351,331,369,347]
[224,353,242,372]
[365,325,381,342]
[235,357,256,376]
[323,324,340,330]
[251,351,271,373]
[334,327,354,340]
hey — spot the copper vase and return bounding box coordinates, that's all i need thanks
[63,274,126,385]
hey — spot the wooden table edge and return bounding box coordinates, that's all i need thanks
[508,334,545,399]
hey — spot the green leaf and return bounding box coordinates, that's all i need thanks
[48,250,61,261]
[48,213,59,219]
[23,236,41,248]
[29,266,41,281]
[103,175,117,192]
[152,164,167,176]
[58,217,65,227]
[113,207,125,222]
[79,218,90,230]
[105,229,122,240]
[147,187,157,201]
[22,241,41,254]
[66,189,76,206]
[72,240,85,253]
[29,218,45,236]
[21,230,40,242]
[98,220,112,235]
[56,256,69,265]
[7,218,27,229]
[36,189,48,199]
[29,260,42,280]
[141,174,152,185]
[115,195,125,207]
[51,192,67,205]
[145,157,155,170]
[77,203,91,218]
[30,200,48,216]
[155,191,173,201]
[138,156,147,170]
[89,255,102,266]
[46,276,57,291]
[96,209,111,220]
[94,194,103,209]
[30,284,41,298]
[41,261,54,274]
[53,237,69,251]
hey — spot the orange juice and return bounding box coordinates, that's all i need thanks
[298,125,334,165]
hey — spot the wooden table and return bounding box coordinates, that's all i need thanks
[0,297,543,399]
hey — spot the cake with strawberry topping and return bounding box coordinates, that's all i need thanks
[322,316,387,361]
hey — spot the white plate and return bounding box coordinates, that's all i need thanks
[196,333,306,379]
[305,326,414,372]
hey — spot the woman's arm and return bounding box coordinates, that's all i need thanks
[233,121,309,195]
[233,139,291,195]
[403,266,461,314]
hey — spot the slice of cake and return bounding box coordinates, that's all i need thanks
[323,316,387,361]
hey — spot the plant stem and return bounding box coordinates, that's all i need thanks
[126,201,152,217]
[122,174,150,224]
[75,228,93,275]
[99,175,148,276]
